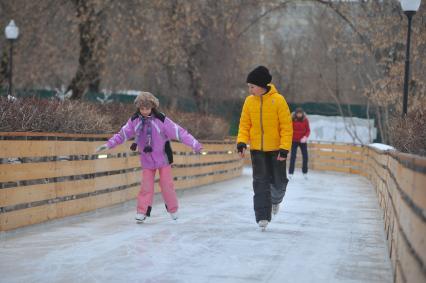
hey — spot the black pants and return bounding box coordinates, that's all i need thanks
[289,142,308,174]
[251,150,289,223]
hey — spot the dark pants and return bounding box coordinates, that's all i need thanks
[250,150,289,223]
[289,142,308,174]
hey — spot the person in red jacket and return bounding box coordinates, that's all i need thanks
[289,108,310,179]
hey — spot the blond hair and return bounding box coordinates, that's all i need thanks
[134,91,160,109]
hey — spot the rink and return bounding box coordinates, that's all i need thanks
[0,168,392,283]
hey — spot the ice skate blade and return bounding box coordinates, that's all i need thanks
[170,213,178,221]
[135,217,146,224]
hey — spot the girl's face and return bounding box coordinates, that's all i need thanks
[139,106,152,117]
[248,83,267,96]
[296,112,303,119]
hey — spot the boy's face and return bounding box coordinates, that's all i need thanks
[248,83,266,96]
[139,106,152,117]
[296,112,303,119]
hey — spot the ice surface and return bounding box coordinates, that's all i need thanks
[0,169,392,283]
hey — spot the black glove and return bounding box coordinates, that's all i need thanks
[143,145,153,153]
[130,143,137,151]
[151,108,166,122]
[279,149,289,158]
[237,143,247,154]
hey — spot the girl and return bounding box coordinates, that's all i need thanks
[237,66,293,230]
[289,107,310,179]
[96,92,202,223]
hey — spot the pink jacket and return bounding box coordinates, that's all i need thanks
[107,115,202,169]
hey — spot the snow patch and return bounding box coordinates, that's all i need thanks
[368,143,395,151]
[308,114,377,145]
[116,90,140,96]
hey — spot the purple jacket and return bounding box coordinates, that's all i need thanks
[107,115,202,169]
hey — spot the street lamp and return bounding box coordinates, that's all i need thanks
[4,20,19,97]
[400,0,421,117]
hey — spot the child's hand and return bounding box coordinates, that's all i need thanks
[95,144,108,153]
[300,136,308,143]
[237,143,247,158]
[193,142,202,153]
[277,149,288,161]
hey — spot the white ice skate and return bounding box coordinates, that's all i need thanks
[170,212,178,221]
[135,213,147,223]
[258,220,269,231]
[303,173,308,180]
[272,204,280,216]
[288,174,293,180]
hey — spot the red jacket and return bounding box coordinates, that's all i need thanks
[292,116,310,142]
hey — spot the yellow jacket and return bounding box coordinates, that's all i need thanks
[237,84,293,151]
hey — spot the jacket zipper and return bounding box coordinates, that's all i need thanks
[260,95,264,151]
[149,153,156,168]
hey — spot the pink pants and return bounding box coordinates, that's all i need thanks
[137,165,178,215]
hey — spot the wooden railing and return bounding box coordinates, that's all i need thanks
[0,132,243,231]
[245,141,425,283]
[364,146,425,283]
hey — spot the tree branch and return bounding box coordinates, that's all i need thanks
[235,1,293,39]
[312,0,374,54]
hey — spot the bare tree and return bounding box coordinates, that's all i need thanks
[67,0,111,99]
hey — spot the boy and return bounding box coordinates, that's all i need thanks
[237,66,293,230]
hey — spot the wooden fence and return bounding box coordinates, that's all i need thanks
[364,146,425,283]
[246,141,425,283]
[0,132,243,231]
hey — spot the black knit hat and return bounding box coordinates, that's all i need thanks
[246,66,272,88]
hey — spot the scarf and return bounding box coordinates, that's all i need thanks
[131,115,153,153]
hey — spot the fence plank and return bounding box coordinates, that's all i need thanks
[311,164,351,173]
[0,156,141,183]
[0,203,57,231]
[172,161,242,178]
[173,153,238,165]
[308,143,357,151]
[0,140,138,158]
[171,142,234,153]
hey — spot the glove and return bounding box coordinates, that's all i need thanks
[193,142,202,153]
[237,142,247,154]
[95,144,109,153]
[300,136,308,143]
[279,149,288,158]
[130,143,137,151]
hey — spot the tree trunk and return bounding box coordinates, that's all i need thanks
[187,57,205,113]
[68,0,109,100]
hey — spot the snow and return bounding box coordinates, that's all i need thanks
[308,114,377,144]
[116,90,141,96]
[0,169,392,283]
[368,143,395,151]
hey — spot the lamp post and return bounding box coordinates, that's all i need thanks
[400,0,421,117]
[4,20,19,97]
